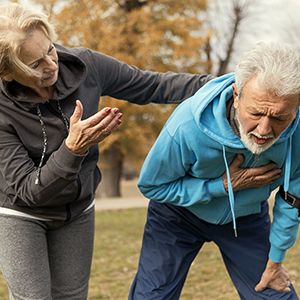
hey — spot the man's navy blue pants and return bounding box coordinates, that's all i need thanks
[128,200,298,300]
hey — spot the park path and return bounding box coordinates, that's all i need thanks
[95,179,149,211]
[95,196,148,210]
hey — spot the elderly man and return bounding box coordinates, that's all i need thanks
[129,42,300,300]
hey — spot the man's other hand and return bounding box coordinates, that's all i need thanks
[255,260,291,293]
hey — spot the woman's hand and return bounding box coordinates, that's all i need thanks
[65,100,122,154]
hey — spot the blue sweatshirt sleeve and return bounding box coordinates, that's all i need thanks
[269,177,300,262]
[138,126,227,206]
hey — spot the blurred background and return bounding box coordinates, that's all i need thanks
[3,0,299,198]
[0,1,300,299]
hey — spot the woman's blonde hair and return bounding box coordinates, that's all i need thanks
[0,3,56,78]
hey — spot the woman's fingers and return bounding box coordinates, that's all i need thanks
[93,112,123,139]
[70,100,83,125]
[66,106,123,154]
[83,107,115,127]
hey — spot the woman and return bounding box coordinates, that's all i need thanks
[0,3,211,299]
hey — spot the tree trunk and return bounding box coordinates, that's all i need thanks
[96,144,124,198]
[217,0,249,76]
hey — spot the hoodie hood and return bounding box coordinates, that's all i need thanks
[189,73,300,236]
[0,43,87,111]
[191,73,300,148]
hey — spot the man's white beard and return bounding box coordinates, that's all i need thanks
[235,114,279,155]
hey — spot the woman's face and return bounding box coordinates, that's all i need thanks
[9,29,59,92]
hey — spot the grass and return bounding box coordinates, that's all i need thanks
[0,208,299,299]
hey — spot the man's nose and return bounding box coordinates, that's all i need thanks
[256,117,273,136]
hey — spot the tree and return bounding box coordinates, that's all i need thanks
[34,0,210,197]
[204,0,261,76]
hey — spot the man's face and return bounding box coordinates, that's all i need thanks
[233,77,299,155]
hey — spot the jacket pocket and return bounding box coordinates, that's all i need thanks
[75,168,100,203]
[13,179,79,208]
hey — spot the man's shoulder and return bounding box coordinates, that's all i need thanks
[165,101,199,137]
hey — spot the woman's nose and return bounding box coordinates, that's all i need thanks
[44,56,57,72]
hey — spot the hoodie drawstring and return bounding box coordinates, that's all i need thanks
[283,136,292,193]
[222,145,237,237]
[221,136,292,238]
[35,105,48,185]
[35,102,69,185]
[57,100,70,131]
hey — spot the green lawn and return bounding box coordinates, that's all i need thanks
[0,208,299,299]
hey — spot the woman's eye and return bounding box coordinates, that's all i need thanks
[31,62,40,69]
[48,46,54,54]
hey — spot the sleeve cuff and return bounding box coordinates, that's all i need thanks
[49,142,88,178]
[269,245,286,263]
[206,177,227,198]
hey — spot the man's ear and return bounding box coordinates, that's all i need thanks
[232,83,239,109]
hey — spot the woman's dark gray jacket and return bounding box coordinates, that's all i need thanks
[0,44,211,220]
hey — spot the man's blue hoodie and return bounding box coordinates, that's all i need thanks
[138,73,300,262]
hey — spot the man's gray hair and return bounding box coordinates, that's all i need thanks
[235,42,300,97]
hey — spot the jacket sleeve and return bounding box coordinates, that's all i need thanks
[87,50,213,104]
[269,170,300,262]
[0,123,86,206]
[137,127,227,206]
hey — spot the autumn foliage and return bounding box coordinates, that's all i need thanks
[35,0,210,196]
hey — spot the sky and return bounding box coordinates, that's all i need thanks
[207,0,300,72]
[252,0,300,44]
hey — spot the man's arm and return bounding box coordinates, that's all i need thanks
[269,193,299,263]
[256,168,300,292]
[138,129,281,206]
[138,126,228,206]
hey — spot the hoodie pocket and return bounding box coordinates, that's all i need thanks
[13,179,79,208]
[234,186,271,213]
[10,168,101,208]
